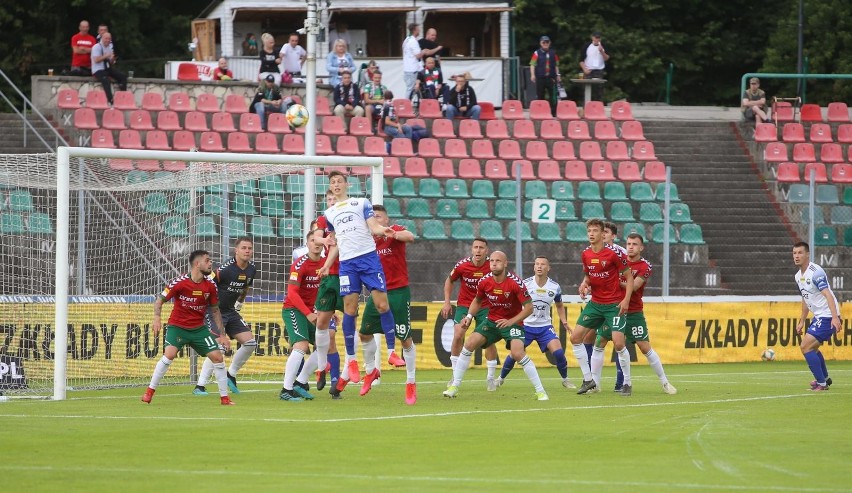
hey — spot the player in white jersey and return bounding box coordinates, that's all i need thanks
[318,171,399,385]
[793,242,841,391]
[496,256,576,389]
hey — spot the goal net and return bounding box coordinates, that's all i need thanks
[0,148,382,400]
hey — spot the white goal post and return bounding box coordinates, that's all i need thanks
[30,147,382,400]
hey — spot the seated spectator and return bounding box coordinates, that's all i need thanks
[252,74,294,130]
[415,57,443,100]
[445,72,481,120]
[361,70,387,129]
[212,58,234,81]
[69,20,96,76]
[333,71,365,122]
[381,90,429,150]
[91,32,127,105]
[243,33,258,57]
[326,39,355,88]
[742,77,768,124]
[358,59,380,87]
[258,33,282,85]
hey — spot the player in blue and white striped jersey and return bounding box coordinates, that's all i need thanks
[793,242,842,391]
[497,256,577,389]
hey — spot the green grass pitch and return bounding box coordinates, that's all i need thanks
[1,361,850,492]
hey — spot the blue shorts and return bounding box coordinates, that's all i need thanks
[807,317,836,343]
[338,251,387,296]
[206,309,251,339]
[523,324,559,353]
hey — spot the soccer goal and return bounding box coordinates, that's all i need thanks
[0,147,383,400]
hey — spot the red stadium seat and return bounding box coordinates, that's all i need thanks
[579,141,604,160]
[782,123,806,143]
[177,63,200,81]
[168,92,193,112]
[350,165,373,175]
[254,133,279,153]
[144,130,171,150]
[809,124,833,143]
[471,139,497,159]
[605,141,630,160]
[226,132,252,152]
[418,99,443,119]
[799,103,823,122]
[643,161,666,181]
[552,141,576,160]
[525,141,549,160]
[184,111,209,132]
[91,129,115,148]
[281,134,305,154]
[529,100,553,120]
[556,100,580,120]
[539,120,564,139]
[195,93,221,113]
[511,159,535,179]
[129,110,155,131]
[837,125,852,144]
[775,162,800,182]
[620,120,646,141]
[108,159,133,171]
[444,139,470,158]
[407,118,426,129]
[404,157,429,177]
[315,96,333,116]
[335,135,361,156]
[199,132,225,152]
[609,100,633,121]
[162,160,186,171]
[827,102,850,123]
[792,143,816,163]
[57,89,81,110]
[431,158,456,178]
[211,112,237,132]
[485,120,509,139]
[477,101,497,120]
[583,101,607,120]
[321,116,346,136]
[383,157,403,177]
[458,159,484,179]
[590,161,615,181]
[763,142,788,162]
[512,120,537,139]
[501,100,524,120]
[616,161,642,181]
[141,92,166,111]
[803,162,828,183]
[240,113,264,133]
[458,120,483,139]
[632,141,657,161]
[156,111,182,131]
[564,160,589,180]
[348,117,373,136]
[393,99,416,119]
[537,160,563,180]
[314,134,334,155]
[224,94,249,114]
[753,123,777,143]
[482,160,509,179]
[497,140,523,160]
[417,138,443,158]
[112,91,137,111]
[118,130,144,149]
[266,113,292,134]
[772,102,794,123]
[594,121,618,140]
[431,119,456,138]
[831,163,852,183]
[819,143,844,163]
[73,108,99,130]
[135,160,161,171]
[363,136,387,156]
[85,90,110,110]
[567,120,591,140]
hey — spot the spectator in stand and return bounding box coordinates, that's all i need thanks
[579,31,609,101]
[91,32,127,105]
[333,71,365,124]
[258,33,282,85]
[418,28,443,66]
[445,72,481,120]
[414,57,443,101]
[279,33,306,81]
[358,59,380,87]
[242,33,259,57]
[361,69,387,129]
[253,74,294,130]
[70,20,96,76]
[381,90,429,148]
[742,77,768,124]
[530,35,561,116]
[326,39,355,88]
[212,58,234,81]
[402,24,423,98]
[96,24,109,42]
[328,22,352,52]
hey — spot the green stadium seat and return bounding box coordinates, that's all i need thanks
[536,223,562,242]
[651,223,677,243]
[830,205,852,225]
[669,203,692,223]
[315,176,330,195]
[610,202,635,221]
[655,183,680,201]
[844,227,852,247]
[524,180,548,199]
[251,216,276,237]
[788,184,810,203]
[472,180,496,199]
[232,194,257,215]
[383,198,402,218]
[555,201,577,220]
[465,199,490,219]
[162,216,188,237]
[418,178,443,198]
[495,199,516,219]
[451,220,476,240]
[204,183,227,193]
[622,222,646,239]
[814,226,837,246]
[365,177,389,196]
[392,177,416,197]
[479,220,505,241]
[679,223,705,244]
[603,182,627,201]
[227,216,247,236]
[801,206,825,224]
[196,215,218,237]
[126,170,150,185]
[565,221,588,242]
[578,181,601,201]
[507,221,533,241]
[278,218,300,238]
[523,200,532,220]
[844,187,852,205]
[1,213,24,233]
[551,181,574,200]
[290,199,304,217]
[639,202,663,223]
[260,196,286,216]
[9,190,34,212]
[173,193,191,214]
[629,182,655,202]
[153,171,173,181]
[816,185,840,204]
[287,175,305,194]
[257,176,284,195]
[395,219,417,236]
[582,201,605,220]
[422,219,448,239]
[144,192,170,214]
[445,179,469,198]
[27,212,53,234]
[436,199,462,219]
[498,180,518,199]
[234,179,256,194]
[203,194,224,215]
[406,198,432,218]
[347,178,363,197]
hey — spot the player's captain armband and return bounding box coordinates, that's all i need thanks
[289,271,299,281]
[160,288,170,297]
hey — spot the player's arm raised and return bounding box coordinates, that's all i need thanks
[392,227,415,243]
[441,275,455,319]
[366,215,395,237]
[618,267,634,315]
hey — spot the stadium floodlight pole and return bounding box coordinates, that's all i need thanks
[302,0,320,234]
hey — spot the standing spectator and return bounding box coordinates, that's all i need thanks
[253,74,294,130]
[96,24,109,42]
[361,70,387,130]
[91,32,127,105]
[279,33,306,80]
[415,57,443,100]
[242,33,259,57]
[579,31,609,101]
[445,73,481,120]
[327,22,352,52]
[70,20,96,76]
[258,33,282,85]
[402,24,423,98]
[326,39,355,88]
[333,71,365,124]
[530,35,561,116]
[418,28,443,65]
[742,77,768,124]
[212,58,234,81]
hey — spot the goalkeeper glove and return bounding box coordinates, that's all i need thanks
[234,301,243,312]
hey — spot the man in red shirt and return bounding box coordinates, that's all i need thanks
[212,58,234,81]
[570,219,634,395]
[142,250,232,405]
[69,20,96,76]
[441,238,500,390]
[443,251,548,401]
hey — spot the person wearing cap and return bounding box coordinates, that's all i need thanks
[530,35,561,116]
[579,32,609,101]
[742,77,768,124]
[253,74,294,130]
[445,72,481,120]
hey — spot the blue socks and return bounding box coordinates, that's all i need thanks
[379,310,397,351]
[342,313,357,356]
[816,350,828,379]
[553,348,568,379]
[804,351,826,383]
[500,356,516,379]
[328,351,340,382]
[615,356,624,388]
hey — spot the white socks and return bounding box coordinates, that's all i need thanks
[297,351,318,384]
[452,348,472,386]
[486,359,497,379]
[573,344,592,381]
[283,348,305,390]
[197,357,214,387]
[362,337,378,374]
[403,344,416,383]
[519,355,545,393]
[591,347,605,388]
[213,362,228,397]
[617,347,632,386]
[229,339,257,376]
[314,329,330,373]
[450,355,459,372]
[149,355,172,389]
[644,349,668,384]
